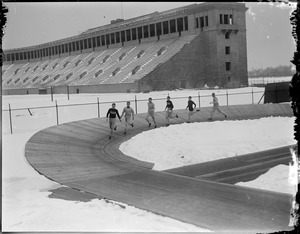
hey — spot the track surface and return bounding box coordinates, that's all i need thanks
[25,104,294,232]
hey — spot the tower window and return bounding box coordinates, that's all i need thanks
[225,46,230,54]
[225,31,230,39]
[224,14,229,24]
[205,16,208,26]
[226,62,231,71]
[200,17,204,28]
[229,15,233,25]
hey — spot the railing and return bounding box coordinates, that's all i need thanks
[248,76,291,86]
[2,88,272,134]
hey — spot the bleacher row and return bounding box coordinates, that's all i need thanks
[2,35,196,90]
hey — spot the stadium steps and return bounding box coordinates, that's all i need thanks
[43,54,81,87]
[53,52,95,86]
[30,56,71,88]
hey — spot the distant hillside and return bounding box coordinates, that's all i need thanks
[248,65,294,78]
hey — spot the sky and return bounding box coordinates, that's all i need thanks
[2,2,296,70]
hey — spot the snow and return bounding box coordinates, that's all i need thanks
[120,117,296,171]
[2,87,297,232]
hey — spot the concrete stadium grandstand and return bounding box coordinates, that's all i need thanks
[2,2,248,95]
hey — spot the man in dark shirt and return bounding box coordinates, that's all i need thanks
[186,96,196,123]
[106,103,121,139]
[165,96,178,126]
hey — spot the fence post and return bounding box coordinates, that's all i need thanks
[55,100,59,125]
[226,89,229,106]
[9,104,13,134]
[67,85,70,100]
[275,85,278,103]
[51,86,53,102]
[252,88,254,104]
[198,91,201,108]
[97,97,100,118]
[135,95,138,114]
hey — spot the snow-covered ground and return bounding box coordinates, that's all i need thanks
[2,87,297,232]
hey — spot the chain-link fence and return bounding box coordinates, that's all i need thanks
[2,89,270,134]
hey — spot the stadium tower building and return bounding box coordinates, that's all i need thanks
[2,2,248,95]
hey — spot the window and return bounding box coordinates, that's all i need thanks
[220,14,223,24]
[111,33,115,44]
[229,14,233,25]
[61,44,65,54]
[116,32,120,43]
[126,29,131,41]
[76,41,80,50]
[88,38,92,48]
[84,39,88,49]
[96,36,101,46]
[92,38,96,48]
[224,14,229,24]
[200,17,204,28]
[225,31,230,39]
[177,18,183,32]
[156,22,162,35]
[80,40,83,50]
[226,62,231,71]
[225,46,230,54]
[143,25,149,38]
[184,16,188,30]
[132,28,137,40]
[195,17,199,28]
[137,27,143,39]
[121,30,126,42]
[170,19,176,33]
[163,21,169,34]
[205,16,208,26]
[150,24,155,37]
[101,35,105,45]
[106,34,110,45]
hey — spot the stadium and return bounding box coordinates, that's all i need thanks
[2,2,248,95]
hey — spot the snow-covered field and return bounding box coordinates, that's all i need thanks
[2,87,297,232]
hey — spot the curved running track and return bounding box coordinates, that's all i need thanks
[25,104,294,232]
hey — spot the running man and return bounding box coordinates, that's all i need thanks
[165,96,178,126]
[208,92,227,120]
[106,103,121,139]
[186,96,196,123]
[120,101,134,135]
[145,97,157,128]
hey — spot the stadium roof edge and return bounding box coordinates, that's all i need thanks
[4,2,246,53]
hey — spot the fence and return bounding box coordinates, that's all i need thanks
[2,89,271,134]
[248,76,291,86]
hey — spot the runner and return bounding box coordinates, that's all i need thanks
[106,103,121,139]
[165,96,178,126]
[208,92,227,120]
[120,101,134,135]
[186,96,197,123]
[145,97,157,128]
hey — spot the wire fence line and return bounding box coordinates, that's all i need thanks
[3,89,267,134]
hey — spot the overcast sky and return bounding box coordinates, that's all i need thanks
[2,2,296,70]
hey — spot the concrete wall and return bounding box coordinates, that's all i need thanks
[2,83,138,95]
